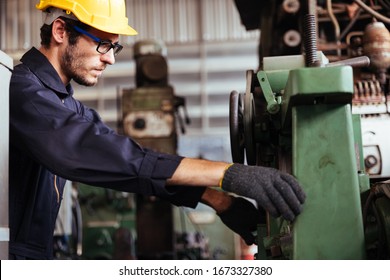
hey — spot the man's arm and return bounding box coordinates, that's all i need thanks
[167,157,234,213]
[167,158,260,245]
[167,157,229,187]
[167,157,306,222]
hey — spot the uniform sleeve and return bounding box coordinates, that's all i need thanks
[10,66,204,208]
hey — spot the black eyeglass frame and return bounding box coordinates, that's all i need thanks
[73,25,123,56]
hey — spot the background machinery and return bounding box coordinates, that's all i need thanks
[231,0,390,259]
[121,39,191,259]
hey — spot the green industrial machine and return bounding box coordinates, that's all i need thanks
[229,15,390,259]
[77,184,136,259]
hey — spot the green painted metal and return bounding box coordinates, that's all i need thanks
[248,53,390,259]
[352,114,371,194]
[352,115,365,173]
[281,66,354,130]
[287,66,365,259]
[256,71,281,114]
[292,104,365,259]
[285,66,354,96]
[256,224,267,259]
[261,70,290,94]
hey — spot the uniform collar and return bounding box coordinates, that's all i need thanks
[20,47,73,98]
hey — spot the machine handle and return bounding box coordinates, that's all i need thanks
[325,56,370,68]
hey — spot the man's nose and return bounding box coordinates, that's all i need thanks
[101,49,115,65]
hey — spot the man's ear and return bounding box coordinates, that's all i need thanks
[51,18,67,44]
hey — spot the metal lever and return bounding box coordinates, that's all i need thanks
[325,56,370,68]
[257,71,281,114]
[174,96,190,134]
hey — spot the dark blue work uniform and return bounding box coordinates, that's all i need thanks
[9,47,205,259]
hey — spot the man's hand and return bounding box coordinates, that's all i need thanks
[217,196,265,245]
[200,189,264,245]
[221,163,306,221]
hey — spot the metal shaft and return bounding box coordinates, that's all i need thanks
[303,14,318,67]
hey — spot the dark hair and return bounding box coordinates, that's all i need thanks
[40,17,91,48]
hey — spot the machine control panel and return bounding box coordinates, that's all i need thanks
[361,116,390,179]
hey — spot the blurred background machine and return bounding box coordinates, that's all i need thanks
[0,50,12,260]
[121,39,190,259]
[121,39,190,154]
[231,0,390,259]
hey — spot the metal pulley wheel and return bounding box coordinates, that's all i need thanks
[229,90,245,163]
[229,70,258,165]
[244,70,257,165]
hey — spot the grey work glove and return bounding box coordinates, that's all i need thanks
[221,163,306,221]
[218,196,265,245]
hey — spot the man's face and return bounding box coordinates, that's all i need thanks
[61,27,120,86]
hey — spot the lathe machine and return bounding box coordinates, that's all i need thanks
[229,13,390,259]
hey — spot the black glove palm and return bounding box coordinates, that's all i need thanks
[218,197,265,245]
[221,163,306,221]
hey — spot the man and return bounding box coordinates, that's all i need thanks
[9,0,306,260]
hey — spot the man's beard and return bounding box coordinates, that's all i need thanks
[62,43,96,87]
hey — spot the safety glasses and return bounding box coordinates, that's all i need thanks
[73,25,123,56]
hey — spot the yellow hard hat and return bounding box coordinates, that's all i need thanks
[36,0,137,36]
